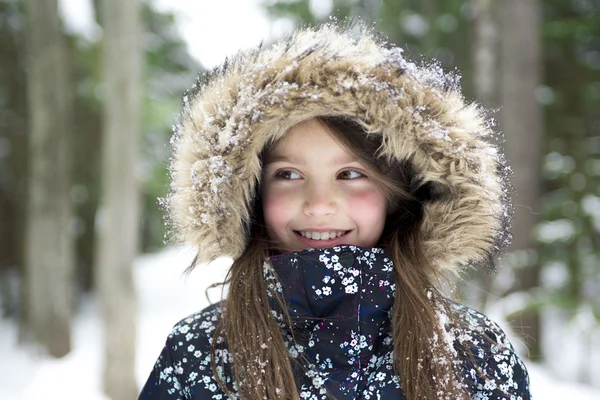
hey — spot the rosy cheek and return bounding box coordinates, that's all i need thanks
[262,191,293,231]
[346,189,387,213]
[346,188,387,241]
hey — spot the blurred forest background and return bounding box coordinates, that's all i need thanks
[0,0,599,398]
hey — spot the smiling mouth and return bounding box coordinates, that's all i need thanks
[294,230,351,241]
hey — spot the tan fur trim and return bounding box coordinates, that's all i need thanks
[167,24,512,272]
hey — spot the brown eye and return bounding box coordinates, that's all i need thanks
[338,170,365,180]
[276,170,301,180]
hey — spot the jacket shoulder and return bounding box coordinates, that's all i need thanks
[139,302,227,399]
[449,302,512,346]
[448,302,531,399]
[170,301,224,346]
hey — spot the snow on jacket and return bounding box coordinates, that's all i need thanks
[139,246,530,399]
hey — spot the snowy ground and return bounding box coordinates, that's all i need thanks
[1,246,599,399]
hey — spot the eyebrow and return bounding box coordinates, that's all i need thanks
[265,154,360,167]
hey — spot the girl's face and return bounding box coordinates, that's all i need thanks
[261,119,388,252]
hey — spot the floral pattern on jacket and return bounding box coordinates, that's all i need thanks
[139,246,531,399]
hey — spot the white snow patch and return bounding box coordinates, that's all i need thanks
[528,363,600,399]
[0,246,230,399]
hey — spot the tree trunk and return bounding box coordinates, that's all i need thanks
[500,0,542,361]
[95,0,142,398]
[471,0,498,310]
[22,0,73,357]
[473,0,498,106]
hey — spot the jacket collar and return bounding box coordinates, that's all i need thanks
[264,245,396,395]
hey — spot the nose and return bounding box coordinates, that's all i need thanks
[302,181,337,216]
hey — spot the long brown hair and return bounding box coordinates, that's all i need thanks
[210,116,472,399]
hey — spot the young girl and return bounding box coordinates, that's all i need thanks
[140,24,531,400]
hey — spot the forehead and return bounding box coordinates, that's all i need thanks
[267,119,355,162]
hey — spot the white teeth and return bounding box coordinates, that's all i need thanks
[299,231,346,240]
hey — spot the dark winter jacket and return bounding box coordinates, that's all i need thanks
[139,246,530,399]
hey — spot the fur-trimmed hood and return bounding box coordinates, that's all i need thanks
[166,23,512,272]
